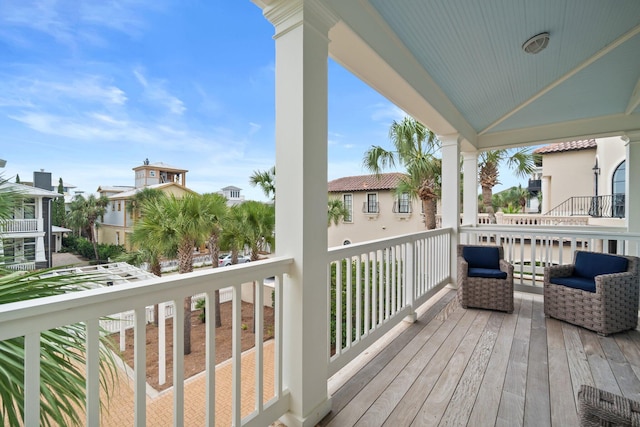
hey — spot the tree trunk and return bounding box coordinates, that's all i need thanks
[482,185,496,223]
[177,240,194,355]
[151,260,162,326]
[184,296,191,355]
[208,234,223,328]
[90,222,100,261]
[422,198,437,230]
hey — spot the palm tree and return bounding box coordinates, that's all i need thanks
[228,201,275,332]
[327,198,349,227]
[479,149,537,223]
[249,166,276,201]
[135,193,207,354]
[201,193,229,328]
[0,176,118,427]
[67,194,109,261]
[125,187,164,221]
[363,116,441,229]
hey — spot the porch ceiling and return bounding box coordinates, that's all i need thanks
[324,0,640,150]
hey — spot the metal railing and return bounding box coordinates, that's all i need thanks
[544,195,625,218]
[392,201,412,214]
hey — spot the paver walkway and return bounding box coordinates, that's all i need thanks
[101,341,276,426]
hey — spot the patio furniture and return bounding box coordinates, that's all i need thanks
[457,244,514,313]
[544,251,640,336]
[578,384,640,426]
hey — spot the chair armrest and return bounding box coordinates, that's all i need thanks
[499,259,514,276]
[595,271,638,294]
[544,264,574,286]
[458,256,468,274]
[578,385,640,425]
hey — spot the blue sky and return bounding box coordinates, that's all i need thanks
[1,1,523,201]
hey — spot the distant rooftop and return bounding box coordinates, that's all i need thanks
[534,139,597,154]
[132,161,187,172]
[328,172,406,192]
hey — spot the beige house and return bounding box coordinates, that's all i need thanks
[327,173,427,247]
[535,136,626,226]
[97,162,196,249]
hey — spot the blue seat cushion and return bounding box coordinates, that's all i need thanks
[463,246,500,270]
[550,276,596,293]
[468,267,507,279]
[574,252,628,279]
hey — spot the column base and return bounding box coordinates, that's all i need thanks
[279,397,332,427]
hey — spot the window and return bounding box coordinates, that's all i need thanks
[612,161,625,218]
[2,238,36,263]
[231,190,240,198]
[365,193,378,213]
[22,198,36,219]
[117,201,121,211]
[397,193,410,213]
[343,239,351,245]
[149,170,156,177]
[343,194,352,222]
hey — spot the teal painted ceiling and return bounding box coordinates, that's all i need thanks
[362,0,640,135]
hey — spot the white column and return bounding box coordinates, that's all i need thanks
[263,1,336,425]
[440,134,461,287]
[462,149,478,245]
[625,131,640,255]
[541,176,551,214]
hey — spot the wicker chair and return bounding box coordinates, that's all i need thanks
[544,251,640,336]
[457,244,514,313]
[578,385,640,426]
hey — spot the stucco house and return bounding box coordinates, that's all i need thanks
[536,136,627,226]
[327,172,426,247]
[97,161,196,248]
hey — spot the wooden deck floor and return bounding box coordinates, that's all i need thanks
[319,290,640,426]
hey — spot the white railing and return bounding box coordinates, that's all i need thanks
[326,228,452,376]
[1,218,39,233]
[461,225,640,292]
[0,257,293,427]
[100,288,234,335]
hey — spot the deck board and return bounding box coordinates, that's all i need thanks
[321,290,640,427]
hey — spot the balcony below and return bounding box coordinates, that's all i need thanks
[320,289,640,427]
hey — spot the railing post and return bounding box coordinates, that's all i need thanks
[625,131,640,255]
[404,240,416,323]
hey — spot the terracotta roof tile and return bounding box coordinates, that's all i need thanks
[328,172,406,192]
[534,139,597,154]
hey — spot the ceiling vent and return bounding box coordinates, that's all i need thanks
[522,32,550,54]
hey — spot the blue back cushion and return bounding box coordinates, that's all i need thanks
[574,252,628,279]
[463,246,500,270]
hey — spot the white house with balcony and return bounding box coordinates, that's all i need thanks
[1,2,640,427]
[0,181,61,270]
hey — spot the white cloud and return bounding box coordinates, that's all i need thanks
[370,103,406,123]
[248,122,261,135]
[133,67,186,115]
[0,0,162,48]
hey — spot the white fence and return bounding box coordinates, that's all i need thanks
[326,228,452,376]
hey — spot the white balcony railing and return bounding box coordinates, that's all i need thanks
[0,257,293,427]
[6,225,638,425]
[1,218,39,233]
[327,228,452,376]
[461,224,640,292]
